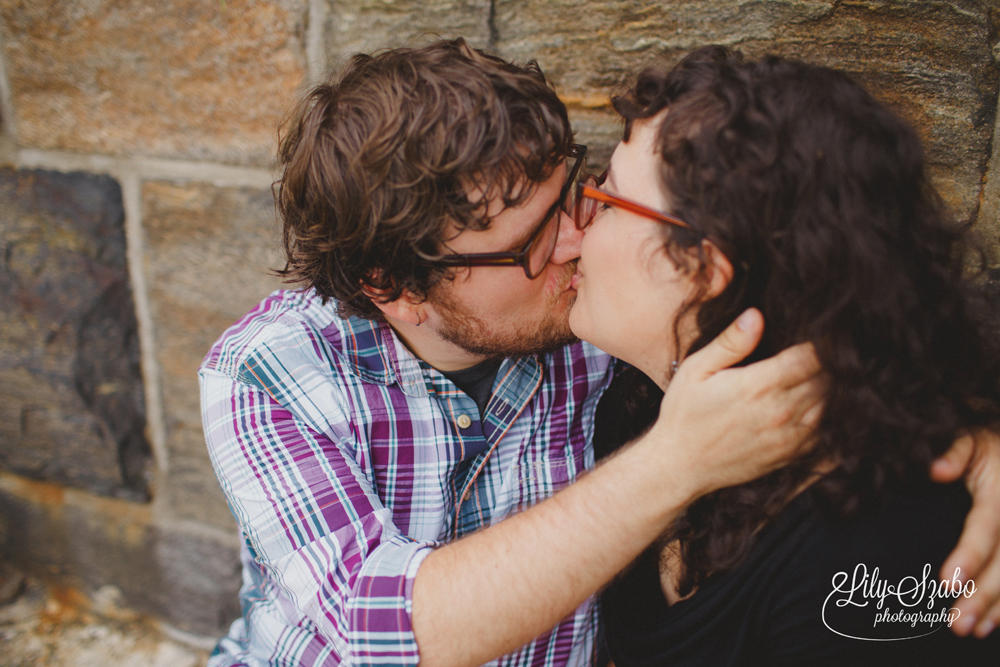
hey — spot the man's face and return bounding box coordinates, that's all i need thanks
[425,162,585,359]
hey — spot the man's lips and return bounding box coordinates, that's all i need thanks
[555,262,578,293]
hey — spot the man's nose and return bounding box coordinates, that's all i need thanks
[550,210,583,265]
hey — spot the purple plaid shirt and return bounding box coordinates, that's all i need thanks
[200,289,614,666]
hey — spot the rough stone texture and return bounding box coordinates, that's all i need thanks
[976,78,1000,267]
[143,181,285,529]
[494,0,1000,214]
[0,0,307,166]
[2,619,207,667]
[0,168,150,501]
[0,473,241,636]
[324,0,493,71]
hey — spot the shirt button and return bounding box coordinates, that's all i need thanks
[456,414,472,429]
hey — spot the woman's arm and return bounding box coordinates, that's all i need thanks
[412,309,825,667]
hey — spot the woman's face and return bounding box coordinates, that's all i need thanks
[568,113,704,388]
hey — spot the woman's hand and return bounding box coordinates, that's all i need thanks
[931,430,1000,637]
[651,308,826,498]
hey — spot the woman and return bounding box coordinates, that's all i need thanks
[568,47,1000,665]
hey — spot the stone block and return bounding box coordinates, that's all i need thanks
[568,108,622,173]
[974,84,1000,267]
[0,167,150,501]
[0,0,307,166]
[494,0,999,221]
[0,473,242,636]
[142,181,285,529]
[324,0,492,70]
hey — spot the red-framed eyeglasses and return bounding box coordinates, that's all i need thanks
[573,171,690,231]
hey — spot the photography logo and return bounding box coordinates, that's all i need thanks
[822,564,975,641]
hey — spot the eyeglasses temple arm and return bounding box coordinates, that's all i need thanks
[581,185,690,228]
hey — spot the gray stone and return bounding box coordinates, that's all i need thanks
[0,475,241,636]
[0,168,150,501]
[0,573,44,626]
[324,0,493,71]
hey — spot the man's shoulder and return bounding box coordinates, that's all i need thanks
[201,288,349,378]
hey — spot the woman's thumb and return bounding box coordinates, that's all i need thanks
[683,308,764,378]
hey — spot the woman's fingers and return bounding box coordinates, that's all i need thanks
[941,430,1000,637]
[931,432,976,483]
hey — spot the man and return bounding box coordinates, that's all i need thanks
[201,39,1000,667]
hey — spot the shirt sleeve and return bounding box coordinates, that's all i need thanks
[200,366,438,665]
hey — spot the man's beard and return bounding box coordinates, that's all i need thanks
[430,268,579,358]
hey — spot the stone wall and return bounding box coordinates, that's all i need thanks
[0,0,998,640]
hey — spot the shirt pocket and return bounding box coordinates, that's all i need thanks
[513,443,587,512]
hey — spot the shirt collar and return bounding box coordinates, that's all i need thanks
[335,315,429,397]
[333,314,545,404]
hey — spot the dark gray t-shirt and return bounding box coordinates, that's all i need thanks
[441,356,503,421]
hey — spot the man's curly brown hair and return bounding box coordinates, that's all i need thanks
[275,38,572,319]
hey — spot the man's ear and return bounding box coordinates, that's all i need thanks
[362,279,427,326]
[701,240,734,299]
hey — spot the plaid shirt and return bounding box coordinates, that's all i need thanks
[200,289,614,667]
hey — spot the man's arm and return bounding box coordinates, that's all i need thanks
[412,308,825,667]
[932,431,1000,637]
[201,366,437,665]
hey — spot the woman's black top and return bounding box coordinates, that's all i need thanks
[595,373,1000,666]
[601,481,999,666]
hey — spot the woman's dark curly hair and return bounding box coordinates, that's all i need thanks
[276,38,572,319]
[609,46,1000,595]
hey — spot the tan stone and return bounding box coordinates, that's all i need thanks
[323,0,492,71]
[143,181,285,528]
[0,0,307,165]
[569,108,622,172]
[494,0,999,221]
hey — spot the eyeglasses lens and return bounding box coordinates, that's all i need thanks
[526,152,586,277]
[574,173,601,230]
[521,147,596,278]
[527,210,560,278]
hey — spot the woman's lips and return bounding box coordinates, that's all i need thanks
[570,271,582,289]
